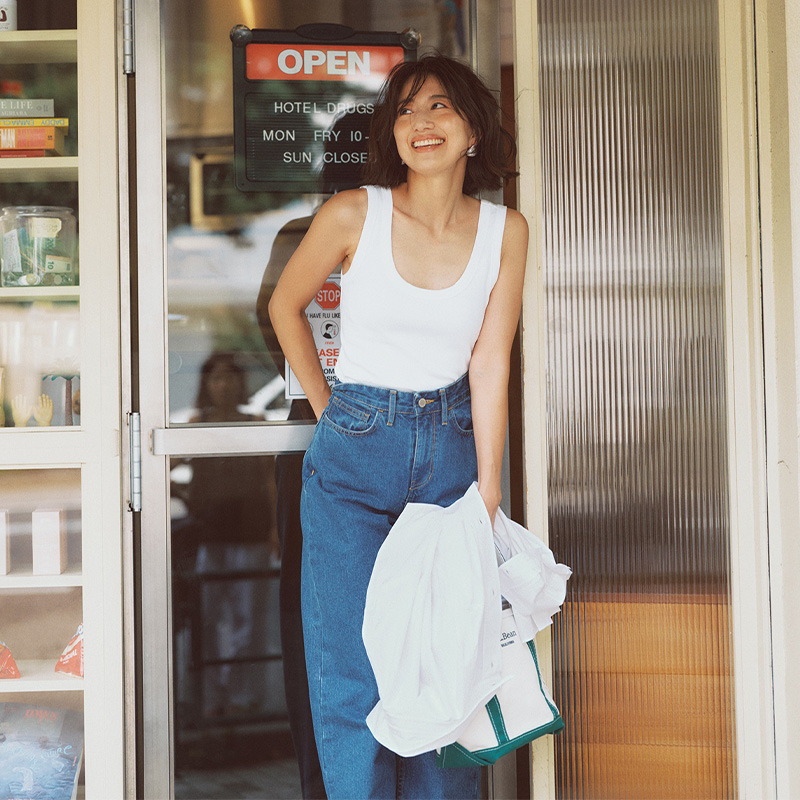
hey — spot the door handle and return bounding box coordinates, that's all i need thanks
[150,423,314,457]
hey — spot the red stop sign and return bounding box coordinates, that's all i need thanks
[316,282,341,310]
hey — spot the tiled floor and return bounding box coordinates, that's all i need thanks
[174,758,303,800]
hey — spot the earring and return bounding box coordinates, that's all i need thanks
[466,144,477,157]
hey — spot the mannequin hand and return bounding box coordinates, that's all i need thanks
[11,395,32,427]
[33,394,54,427]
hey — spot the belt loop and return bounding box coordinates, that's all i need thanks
[439,387,448,426]
[388,390,397,426]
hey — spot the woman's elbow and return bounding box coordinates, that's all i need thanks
[268,290,293,331]
[469,354,509,385]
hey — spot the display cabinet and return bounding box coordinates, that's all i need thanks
[0,3,124,797]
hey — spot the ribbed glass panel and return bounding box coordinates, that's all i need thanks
[538,1,736,798]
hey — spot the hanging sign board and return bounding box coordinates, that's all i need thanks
[231,24,417,193]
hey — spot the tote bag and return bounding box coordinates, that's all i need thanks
[435,607,564,768]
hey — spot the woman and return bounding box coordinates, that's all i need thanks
[269,54,528,799]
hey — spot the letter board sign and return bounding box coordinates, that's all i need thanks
[231,24,417,193]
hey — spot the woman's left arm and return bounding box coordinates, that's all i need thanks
[469,209,529,524]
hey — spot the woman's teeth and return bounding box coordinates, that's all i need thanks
[412,138,444,148]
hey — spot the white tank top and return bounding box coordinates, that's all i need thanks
[334,185,507,392]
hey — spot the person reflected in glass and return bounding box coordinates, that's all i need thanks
[268,54,528,799]
[171,351,278,722]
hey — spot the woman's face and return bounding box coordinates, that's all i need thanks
[206,363,241,409]
[393,76,475,176]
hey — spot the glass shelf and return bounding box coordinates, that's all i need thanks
[0,659,84,692]
[0,29,78,64]
[0,564,83,588]
[0,286,80,301]
[0,157,79,183]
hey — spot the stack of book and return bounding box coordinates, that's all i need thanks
[0,98,68,158]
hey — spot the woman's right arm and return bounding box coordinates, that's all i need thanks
[268,188,367,420]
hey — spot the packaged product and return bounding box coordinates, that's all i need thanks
[54,624,84,678]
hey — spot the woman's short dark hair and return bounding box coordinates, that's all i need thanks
[363,54,517,196]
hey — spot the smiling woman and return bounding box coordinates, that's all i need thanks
[268,53,528,800]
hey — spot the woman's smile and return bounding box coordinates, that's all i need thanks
[411,136,446,150]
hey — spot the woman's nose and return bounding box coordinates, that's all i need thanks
[412,111,433,130]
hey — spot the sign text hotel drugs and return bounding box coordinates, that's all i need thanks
[234,38,408,192]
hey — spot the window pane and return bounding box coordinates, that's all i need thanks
[538,0,737,797]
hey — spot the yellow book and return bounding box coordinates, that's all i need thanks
[0,118,69,128]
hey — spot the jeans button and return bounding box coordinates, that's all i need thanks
[418,398,426,408]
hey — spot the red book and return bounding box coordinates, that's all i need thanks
[0,126,66,153]
[0,148,47,158]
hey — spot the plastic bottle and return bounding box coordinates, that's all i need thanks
[0,1,17,32]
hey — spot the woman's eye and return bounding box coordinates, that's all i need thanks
[398,107,411,116]
[432,101,446,109]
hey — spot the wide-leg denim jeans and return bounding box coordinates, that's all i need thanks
[300,373,481,800]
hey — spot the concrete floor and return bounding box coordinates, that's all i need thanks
[174,758,303,800]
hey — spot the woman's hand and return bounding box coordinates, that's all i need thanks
[478,482,501,527]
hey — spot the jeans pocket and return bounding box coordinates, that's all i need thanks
[301,447,316,484]
[321,394,379,436]
[449,399,474,436]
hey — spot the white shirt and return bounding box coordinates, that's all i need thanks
[362,484,572,757]
[334,186,507,392]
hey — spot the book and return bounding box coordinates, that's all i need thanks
[0,127,65,154]
[0,99,55,118]
[0,149,46,158]
[0,702,84,800]
[0,118,69,129]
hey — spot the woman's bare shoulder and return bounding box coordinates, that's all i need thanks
[316,187,369,231]
[502,207,529,238]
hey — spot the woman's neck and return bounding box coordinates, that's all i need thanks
[395,169,471,232]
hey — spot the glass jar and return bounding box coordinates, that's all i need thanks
[0,206,78,287]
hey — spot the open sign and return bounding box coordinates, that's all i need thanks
[232,24,416,192]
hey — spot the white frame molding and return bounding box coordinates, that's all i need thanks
[718,0,777,795]
[751,0,800,795]
[512,2,556,798]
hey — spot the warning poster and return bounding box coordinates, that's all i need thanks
[285,274,341,399]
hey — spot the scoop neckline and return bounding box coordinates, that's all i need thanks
[387,188,485,295]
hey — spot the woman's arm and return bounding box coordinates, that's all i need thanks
[469,208,529,524]
[268,189,367,419]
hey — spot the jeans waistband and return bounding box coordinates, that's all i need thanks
[330,373,470,426]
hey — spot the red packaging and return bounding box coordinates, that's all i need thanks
[0,639,21,679]
[55,623,84,678]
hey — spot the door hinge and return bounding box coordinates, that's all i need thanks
[123,0,135,75]
[129,411,142,512]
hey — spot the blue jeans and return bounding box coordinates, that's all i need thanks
[301,374,481,800]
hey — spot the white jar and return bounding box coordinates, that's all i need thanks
[0,1,17,32]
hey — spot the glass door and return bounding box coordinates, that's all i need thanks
[132,2,497,797]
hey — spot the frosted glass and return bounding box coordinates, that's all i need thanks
[538,0,736,796]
